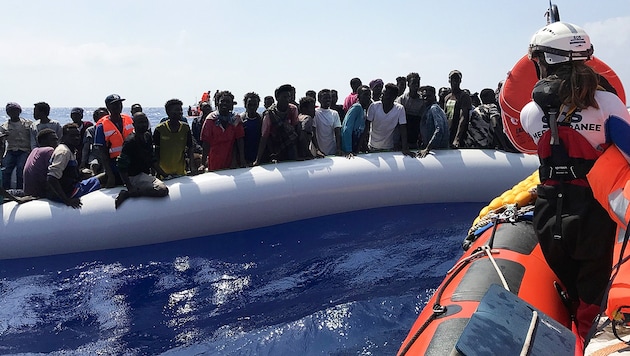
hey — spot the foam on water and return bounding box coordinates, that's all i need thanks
[0,203,481,355]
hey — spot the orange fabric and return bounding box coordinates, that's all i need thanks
[97,114,134,158]
[500,55,626,154]
[587,145,630,321]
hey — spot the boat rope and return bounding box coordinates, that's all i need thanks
[520,310,539,356]
[482,245,510,292]
[398,243,491,355]
[464,205,534,251]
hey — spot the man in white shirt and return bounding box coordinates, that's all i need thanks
[363,83,415,157]
[312,89,342,156]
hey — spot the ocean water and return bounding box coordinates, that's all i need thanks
[0,202,482,355]
[1,107,482,355]
[0,107,246,129]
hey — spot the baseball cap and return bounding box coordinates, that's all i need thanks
[105,94,126,105]
[71,107,84,114]
[449,70,462,79]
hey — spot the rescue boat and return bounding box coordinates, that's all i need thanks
[397,172,576,355]
[398,6,629,354]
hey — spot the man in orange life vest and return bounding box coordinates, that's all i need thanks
[94,94,134,188]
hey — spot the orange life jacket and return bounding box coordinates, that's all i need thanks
[97,114,134,158]
[587,144,630,321]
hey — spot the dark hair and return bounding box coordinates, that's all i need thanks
[243,92,261,105]
[164,98,183,111]
[317,89,331,100]
[356,85,371,97]
[216,90,235,103]
[275,84,295,98]
[264,95,274,101]
[383,83,399,97]
[406,72,420,82]
[133,112,148,121]
[34,102,50,115]
[350,78,362,91]
[62,123,79,137]
[298,96,316,113]
[93,107,108,122]
[36,128,57,145]
[396,76,407,83]
[479,88,496,104]
[421,85,437,102]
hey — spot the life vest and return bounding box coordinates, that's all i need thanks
[537,125,603,187]
[97,114,134,158]
[586,145,630,322]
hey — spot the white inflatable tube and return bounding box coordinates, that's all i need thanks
[0,150,539,259]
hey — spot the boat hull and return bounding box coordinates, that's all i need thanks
[1,150,539,259]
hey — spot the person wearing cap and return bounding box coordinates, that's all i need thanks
[443,70,472,148]
[31,102,62,149]
[253,84,300,165]
[369,79,384,102]
[515,21,630,342]
[1,102,33,190]
[94,94,135,187]
[69,107,93,167]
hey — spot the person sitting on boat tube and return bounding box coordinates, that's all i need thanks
[115,112,169,209]
[47,123,108,209]
[515,21,630,343]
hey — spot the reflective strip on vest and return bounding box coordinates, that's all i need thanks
[609,188,629,228]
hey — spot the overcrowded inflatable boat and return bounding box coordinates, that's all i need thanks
[0,150,538,260]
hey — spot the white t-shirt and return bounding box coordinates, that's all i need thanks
[367,102,406,150]
[520,90,630,152]
[313,108,341,155]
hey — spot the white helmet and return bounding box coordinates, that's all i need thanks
[528,21,593,65]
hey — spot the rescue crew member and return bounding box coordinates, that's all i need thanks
[515,21,630,344]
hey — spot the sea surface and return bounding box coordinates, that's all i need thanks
[1,108,483,355]
[0,203,481,355]
[1,106,246,129]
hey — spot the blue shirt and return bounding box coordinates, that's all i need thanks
[341,103,366,153]
[421,103,450,149]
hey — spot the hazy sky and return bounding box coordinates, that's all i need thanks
[0,0,628,108]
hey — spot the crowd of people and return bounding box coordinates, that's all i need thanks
[0,69,516,209]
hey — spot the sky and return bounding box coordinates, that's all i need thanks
[0,0,628,108]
